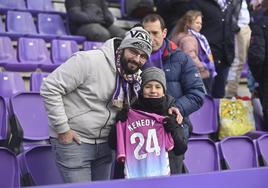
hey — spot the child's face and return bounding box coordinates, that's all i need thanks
[143,81,165,98]
[189,16,202,32]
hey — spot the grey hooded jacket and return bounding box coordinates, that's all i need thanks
[41,38,120,144]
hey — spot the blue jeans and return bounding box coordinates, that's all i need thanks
[50,138,113,183]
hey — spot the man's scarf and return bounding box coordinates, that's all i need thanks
[112,49,141,109]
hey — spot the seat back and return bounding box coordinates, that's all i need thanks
[83,41,103,51]
[10,92,49,141]
[20,145,63,185]
[0,0,26,10]
[26,0,54,11]
[256,134,268,166]
[37,13,67,35]
[0,36,18,64]
[189,95,218,135]
[7,10,37,34]
[30,72,49,92]
[219,136,258,170]
[0,147,20,187]
[0,72,26,98]
[18,37,51,65]
[184,138,220,173]
[51,39,79,64]
[0,96,8,140]
[0,16,5,32]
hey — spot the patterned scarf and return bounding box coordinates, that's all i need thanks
[189,29,217,77]
[112,49,141,109]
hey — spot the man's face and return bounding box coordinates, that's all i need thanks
[121,48,148,74]
[143,20,167,52]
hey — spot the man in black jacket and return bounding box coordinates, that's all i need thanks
[188,0,238,98]
[65,0,126,42]
[248,0,268,130]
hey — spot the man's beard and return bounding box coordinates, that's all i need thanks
[121,56,142,74]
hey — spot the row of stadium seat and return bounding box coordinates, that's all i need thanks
[189,95,267,137]
[0,0,64,15]
[0,10,85,42]
[184,135,268,173]
[0,36,103,72]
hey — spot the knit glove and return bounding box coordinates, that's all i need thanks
[163,115,177,133]
[115,106,129,123]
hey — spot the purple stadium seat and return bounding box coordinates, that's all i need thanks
[120,0,127,18]
[83,41,104,51]
[256,134,268,166]
[0,147,20,187]
[0,36,19,68]
[0,96,8,141]
[219,136,258,170]
[10,92,49,150]
[244,130,268,139]
[184,138,220,173]
[18,145,63,186]
[30,72,49,92]
[26,0,66,16]
[6,10,37,38]
[51,39,79,65]
[15,37,53,71]
[37,13,86,43]
[0,16,5,32]
[27,0,54,12]
[189,95,218,136]
[0,0,26,12]
[0,72,26,99]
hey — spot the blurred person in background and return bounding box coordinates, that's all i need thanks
[65,0,126,42]
[225,0,251,98]
[187,0,239,98]
[248,0,268,129]
[171,10,217,95]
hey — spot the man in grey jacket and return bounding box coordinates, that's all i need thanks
[40,26,153,183]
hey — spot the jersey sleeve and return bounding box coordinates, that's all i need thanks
[116,121,126,162]
[165,132,174,151]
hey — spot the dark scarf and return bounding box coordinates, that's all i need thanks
[132,95,168,115]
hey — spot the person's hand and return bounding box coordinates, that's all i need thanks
[163,116,177,133]
[115,106,129,123]
[58,130,81,145]
[168,107,183,124]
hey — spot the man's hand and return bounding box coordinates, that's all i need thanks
[168,107,183,124]
[58,130,81,145]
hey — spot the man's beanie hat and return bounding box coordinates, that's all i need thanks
[141,67,167,92]
[118,26,152,58]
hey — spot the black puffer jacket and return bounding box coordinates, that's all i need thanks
[65,0,114,33]
[248,10,268,110]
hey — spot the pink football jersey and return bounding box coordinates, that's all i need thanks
[117,109,174,178]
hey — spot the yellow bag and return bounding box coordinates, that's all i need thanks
[219,98,255,140]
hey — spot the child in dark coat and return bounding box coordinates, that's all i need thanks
[109,67,188,178]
